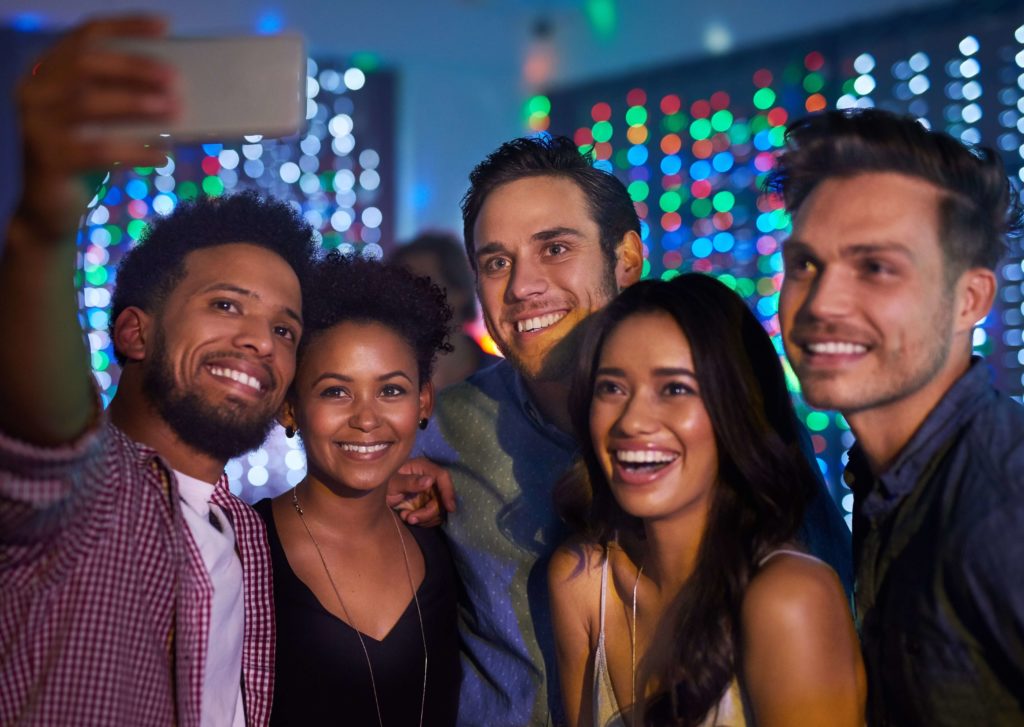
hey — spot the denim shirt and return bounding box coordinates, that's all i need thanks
[415,359,853,727]
[846,358,1024,726]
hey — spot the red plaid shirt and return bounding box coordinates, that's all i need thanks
[0,420,275,726]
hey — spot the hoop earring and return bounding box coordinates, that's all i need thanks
[418,418,429,430]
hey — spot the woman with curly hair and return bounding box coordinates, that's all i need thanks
[255,252,460,726]
[549,274,864,726]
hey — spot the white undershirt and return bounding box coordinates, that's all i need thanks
[175,470,246,727]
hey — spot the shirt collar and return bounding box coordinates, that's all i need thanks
[505,362,579,453]
[846,356,992,502]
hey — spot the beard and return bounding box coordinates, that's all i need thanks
[143,328,277,463]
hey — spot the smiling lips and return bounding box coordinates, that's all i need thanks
[611,448,680,485]
[804,341,869,356]
[207,364,265,393]
[515,310,568,333]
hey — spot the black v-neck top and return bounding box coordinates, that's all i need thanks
[255,498,460,726]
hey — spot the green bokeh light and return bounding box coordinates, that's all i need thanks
[592,120,614,142]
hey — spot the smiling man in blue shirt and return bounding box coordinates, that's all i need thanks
[775,108,1024,726]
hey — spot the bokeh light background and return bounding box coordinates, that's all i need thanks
[530,4,1024,526]
[75,56,394,503]
[60,2,1023,515]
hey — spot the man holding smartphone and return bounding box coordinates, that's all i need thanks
[0,17,316,726]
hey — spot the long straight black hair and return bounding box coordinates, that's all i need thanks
[558,273,818,725]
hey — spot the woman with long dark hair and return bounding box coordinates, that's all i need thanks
[549,274,864,726]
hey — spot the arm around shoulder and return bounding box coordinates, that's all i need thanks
[740,554,866,727]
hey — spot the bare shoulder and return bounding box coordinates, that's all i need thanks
[742,552,848,636]
[549,536,606,589]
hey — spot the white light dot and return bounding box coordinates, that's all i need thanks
[908,74,929,95]
[331,209,353,232]
[242,144,263,160]
[1016,24,1024,43]
[361,242,383,260]
[280,162,301,184]
[225,459,243,481]
[962,103,983,125]
[285,450,306,470]
[94,370,112,391]
[333,169,356,191]
[338,243,356,256]
[909,52,929,73]
[299,173,321,195]
[359,149,380,169]
[248,449,269,467]
[299,155,320,174]
[360,169,380,191]
[958,36,979,56]
[304,210,323,229]
[853,53,875,75]
[89,205,110,225]
[155,175,175,193]
[329,114,354,137]
[319,69,341,91]
[152,194,175,216]
[247,466,269,487]
[300,135,321,156]
[854,75,876,95]
[362,207,383,229]
[960,127,981,144]
[155,157,176,176]
[1016,50,1024,69]
[960,58,980,78]
[219,149,240,170]
[962,80,982,101]
[332,134,356,156]
[836,94,857,110]
[243,135,263,143]
[306,77,320,98]
[344,68,366,90]
[305,98,317,121]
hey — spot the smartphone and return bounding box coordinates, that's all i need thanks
[98,34,307,142]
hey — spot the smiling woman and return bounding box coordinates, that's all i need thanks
[549,274,865,727]
[253,253,459,727]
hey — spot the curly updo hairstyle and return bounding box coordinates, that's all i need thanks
[298,251,454,387]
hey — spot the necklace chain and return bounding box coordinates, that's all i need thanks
[292,487,428,727]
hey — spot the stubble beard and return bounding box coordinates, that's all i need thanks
[795,297,955,418]
[143,327,278,463]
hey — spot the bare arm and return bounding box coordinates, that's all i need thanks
[741,555,866,727]
[0,16,176,445]
[386,457,457,526]
[549,542,600,727]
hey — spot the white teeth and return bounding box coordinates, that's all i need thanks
[339,443,389,454]
[806,341,868,355]
[615,450,678,464]
[516,311,567,333]
[208,366,262,392]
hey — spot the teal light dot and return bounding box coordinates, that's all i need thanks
[753,87,776,110]
[690,118,712,140]
[710,109,734,132]
[712,191,735,213]
[806,411,830,431]
[625,106,648,126]
[592,120,614,142]
[717,273,737,290]
[661,269,682,281]
[627,180,649,202]
[641,258,651,279]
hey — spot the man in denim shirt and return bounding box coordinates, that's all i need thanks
[775,109,1024,725]
[416,135,854,726]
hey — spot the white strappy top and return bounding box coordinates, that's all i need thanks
[592,547,822,727]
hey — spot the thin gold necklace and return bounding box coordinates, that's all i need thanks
[291,487,428,727]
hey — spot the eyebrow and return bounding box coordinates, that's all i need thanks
[596,366,697,378]
[310,370,416,386]
[784,238,915,260]
[199,283,303,326]
[474,226,587,260]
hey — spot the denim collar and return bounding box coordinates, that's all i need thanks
[846,357,991,512]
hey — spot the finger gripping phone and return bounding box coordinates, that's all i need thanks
[103,33,307,142]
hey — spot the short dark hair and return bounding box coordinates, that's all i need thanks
[460,135,641,273]
[299,252,453,386]
[390,231,476,323]
[110,191,318,364]
[558,273,818,725]
[767,108,1022,275]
